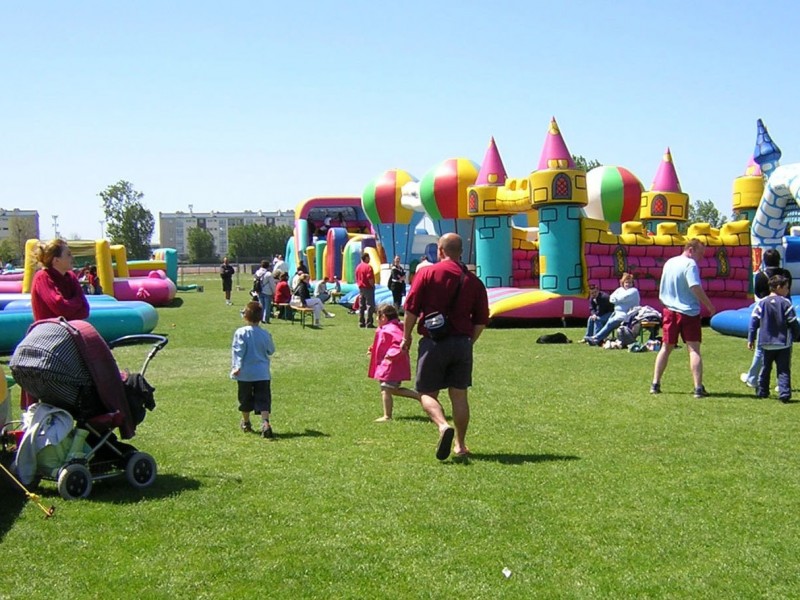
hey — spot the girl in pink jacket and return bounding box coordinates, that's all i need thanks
[368,304,420,421]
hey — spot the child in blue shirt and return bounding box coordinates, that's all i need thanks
[231,301,276,437]
[748,275,800,402]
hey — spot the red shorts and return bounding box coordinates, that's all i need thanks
[662,308,702,344]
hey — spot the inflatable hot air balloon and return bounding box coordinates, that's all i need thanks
[362,169,422,264]
[419,158,480,263]
[585,166,643,227]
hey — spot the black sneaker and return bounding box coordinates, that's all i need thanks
[241,421,253,433]
[650,383,661,394]
[693,386,709,398]
[262,426,274,439]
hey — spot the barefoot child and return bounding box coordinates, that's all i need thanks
[367,303,420,421]
[231,301,276,437]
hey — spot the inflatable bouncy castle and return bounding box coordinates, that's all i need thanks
[288,117,796,324]
[710,120,800,337]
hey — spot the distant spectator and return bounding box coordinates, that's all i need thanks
[355,253,376,328]
[254,260,277,324]
[274,272,291,305]
[220,257,235,305]
[389,255,407,310]
[315,278,331,304]
[273,254,289,275]
[87,265,103,295]
[291,273,326,328]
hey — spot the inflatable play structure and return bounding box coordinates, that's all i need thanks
[287,117,796,324]
[0,294,159,354]
[0,240,177,306]
[0,241,169,353]
[710,120,800,337]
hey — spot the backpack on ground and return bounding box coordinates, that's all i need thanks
[535,332,571,344]
[616,324,640,348]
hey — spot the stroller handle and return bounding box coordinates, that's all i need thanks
[108,334,169,350]
[108,334,169,377]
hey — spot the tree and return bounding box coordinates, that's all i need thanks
[99,180,155,259]
[187,227,215,263]
[7,215,38,260]
[228,224,293,262]
[0,239,16,265]
[687,199,728,228]
[572,155,602,172]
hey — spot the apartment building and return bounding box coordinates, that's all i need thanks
[159,209,294,257]
[0,208,40,255]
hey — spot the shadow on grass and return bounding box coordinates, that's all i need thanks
[395,415,431,424]
[0,479,35,542]
[87,473,202,503]
[273,428,329,440]
[453,452,580,465]
[165,297,185,308]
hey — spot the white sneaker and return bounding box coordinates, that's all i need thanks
[740,373,755,388]
[325,312,335,318]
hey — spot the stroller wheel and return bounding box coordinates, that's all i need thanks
[125,452,157,489]
[57,463,92,500]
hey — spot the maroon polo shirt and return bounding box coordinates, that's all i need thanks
[404,260,489,338]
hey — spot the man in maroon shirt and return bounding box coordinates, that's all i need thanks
[402,233,489,460]
[355,252,376,328]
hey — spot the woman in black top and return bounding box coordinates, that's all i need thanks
[389,255,406,310]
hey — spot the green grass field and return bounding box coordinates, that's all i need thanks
[2,278,800,599]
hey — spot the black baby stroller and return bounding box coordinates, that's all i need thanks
[5,318,167,500]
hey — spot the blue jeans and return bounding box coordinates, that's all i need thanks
[759,346,792,400]
[591,313,625,342]
[258,293,273,323]
[744,344,763,387]
[585,313,611,338]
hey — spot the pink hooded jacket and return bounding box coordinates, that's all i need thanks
[368,319,411,382]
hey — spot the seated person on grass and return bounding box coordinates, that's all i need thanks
[584,273,640,346]
[583,283,613,342]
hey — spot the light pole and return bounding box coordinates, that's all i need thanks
[16,222,24,262]
[99,219,105,239]
[52,215,59,239]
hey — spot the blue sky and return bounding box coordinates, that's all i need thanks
[2,1,798,242]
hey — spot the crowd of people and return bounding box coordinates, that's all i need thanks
[225,236,800,454]
[19,236,795,460]
[223,234,490,459]
[575,239,800,403]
